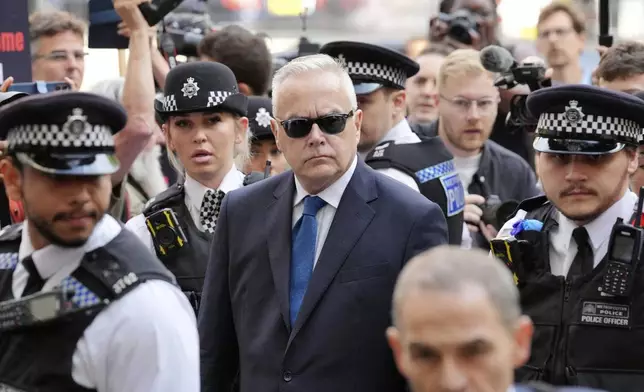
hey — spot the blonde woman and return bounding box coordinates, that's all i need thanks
[125,61,258,313]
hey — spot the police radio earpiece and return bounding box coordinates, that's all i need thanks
[601,187,644,297]
[264,160,272,179]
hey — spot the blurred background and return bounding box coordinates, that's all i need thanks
[27,0,644,89]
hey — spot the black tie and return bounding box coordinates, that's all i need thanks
[567,227,594,280]
[21,256,45,296]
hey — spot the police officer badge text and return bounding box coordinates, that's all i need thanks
[417,160,466,217]
[580,301,630,328]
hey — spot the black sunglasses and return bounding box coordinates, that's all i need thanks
[279,110,354,138]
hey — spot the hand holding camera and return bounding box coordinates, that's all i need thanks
[464,194,498,241]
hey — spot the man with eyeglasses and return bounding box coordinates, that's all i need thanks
[319,41,467,246]
[421,48,540,250]
[535,2,591,86]
[30,11,87,90]
[198,53,448,392]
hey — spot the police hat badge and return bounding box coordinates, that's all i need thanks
[255,107,271,128]
[181,77,200,99]
[564,100,584,125]
[63,108,90,136]
[336,53,347,68]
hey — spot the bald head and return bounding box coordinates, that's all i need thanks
[392,245,521,330]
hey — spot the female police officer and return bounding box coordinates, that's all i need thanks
[245,96,289,176]
[125,61,250,313]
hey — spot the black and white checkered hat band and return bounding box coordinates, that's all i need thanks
[8,124,114,150]
[345,61,407,88]
[537,112,641,144]
[207,91,233,107]
[163,95,177,111]
[162,91,233,111]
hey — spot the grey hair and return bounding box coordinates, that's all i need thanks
[165,115,252,179]
[392,245,522,330]
[271,53,357,114]
[89,78,125,102]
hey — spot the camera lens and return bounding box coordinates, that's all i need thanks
[157,227,176,247]
[448,22,474,45]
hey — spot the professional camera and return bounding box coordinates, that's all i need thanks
[161,12,213,58]
[481,195,519,230]
[434,9,481,46]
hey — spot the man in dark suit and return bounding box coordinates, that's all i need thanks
[198,53,448,392]
[387,246,605,392]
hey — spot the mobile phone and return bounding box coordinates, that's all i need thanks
[8,81,71,94]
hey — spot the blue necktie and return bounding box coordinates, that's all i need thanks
[290,195,327,326]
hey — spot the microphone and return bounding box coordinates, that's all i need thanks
[480,45,516,73]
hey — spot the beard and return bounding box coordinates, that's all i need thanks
[129,145,168,197]
[27,210,101,248]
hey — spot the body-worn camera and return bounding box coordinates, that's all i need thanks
[435,10,481,46]
[145,208,188,256]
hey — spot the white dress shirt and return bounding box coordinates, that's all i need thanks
[292,156,357,267]
[12,215,200,391]
[125,166,245,252]
[496,190,637,276]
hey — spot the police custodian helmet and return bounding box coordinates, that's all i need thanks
[0,91,126,176]
[155,61,248,121]
[319,41,419,95]
[527,84,644,155]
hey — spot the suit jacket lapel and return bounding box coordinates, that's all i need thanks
[287,161,377,349]
[266,173,295,332]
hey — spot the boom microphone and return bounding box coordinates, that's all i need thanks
[480,45,516,73]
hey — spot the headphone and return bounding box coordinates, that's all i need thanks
[9,199,24,224]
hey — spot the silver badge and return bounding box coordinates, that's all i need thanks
[255,107,271,128]
[564,100,584,124]
[64,108,89,136]
[181,77,200,99]
[336,54,347,68]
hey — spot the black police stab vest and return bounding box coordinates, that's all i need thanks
[513,196,644,391]
[0,224,175,392]
[142,173,265,311]
[366,138,465,245]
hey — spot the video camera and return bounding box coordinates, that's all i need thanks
[161,12,213,58]
[432,9,481,46]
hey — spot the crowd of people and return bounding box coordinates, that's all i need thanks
[0,0,644,391]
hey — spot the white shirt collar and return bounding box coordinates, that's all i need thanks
[184,165,245,212]
[293,156,358,209]
[555,190,638,252]
[380,118,418,144]
[18,214,122,280]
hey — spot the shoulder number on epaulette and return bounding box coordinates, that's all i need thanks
[372,142,391,158]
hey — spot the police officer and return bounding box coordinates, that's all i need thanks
[319,41,466,245]
[0,92,199,391]
[495,85,644,390]
[245,96,289,176]
[125,61,260,313]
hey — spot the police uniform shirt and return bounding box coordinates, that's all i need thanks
[12,215,200,391]
[125,165,245,253]
[293,156,357,267]
[497,190,638,276]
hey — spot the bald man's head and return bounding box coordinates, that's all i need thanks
[392,245,522,330]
